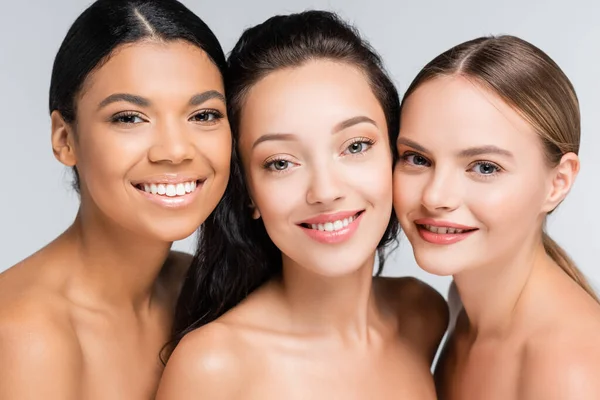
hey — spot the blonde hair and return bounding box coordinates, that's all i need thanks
[401,35,598,302]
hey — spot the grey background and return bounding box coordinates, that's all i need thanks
[1,0,598,298]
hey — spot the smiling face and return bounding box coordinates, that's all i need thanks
[393,75,561,276]
[237,60,393,276]
[52,40,231,242]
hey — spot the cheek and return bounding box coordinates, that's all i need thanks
[392,169,422,219]
[248,171,300,229]
[193,126,232,173]
[467,175,547,233]
[75,126,146,189]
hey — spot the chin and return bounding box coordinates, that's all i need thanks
[412,251,467,277]
[297,254,373,278]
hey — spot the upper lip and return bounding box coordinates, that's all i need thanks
[298,210,363,225]
[130,173,206,185]
[414,218,477,230]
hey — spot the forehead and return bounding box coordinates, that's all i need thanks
[400,75,541,154]
[240,60,386,138]
[79,40,223,103]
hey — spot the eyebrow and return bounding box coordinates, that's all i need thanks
[98,93,150,110]
[251,116,378,149]
[333,116,378,133]
[397,137,513,158]
[189,90,226,106]
[458,145,514,158]
[97,90,226,110]
[252,133,297,149]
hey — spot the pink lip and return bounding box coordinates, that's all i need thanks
[134,181,204,209]
[417,226,477,245]
[299,210,363,225]
[414,218,477,231]
[299,212,364,244]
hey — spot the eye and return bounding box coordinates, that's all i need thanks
[343,138,375,155]
[111,112,145,124]
[470,161,501,175]
[264,158,297,172]
[190,109,224,124]
[401,152,431,167]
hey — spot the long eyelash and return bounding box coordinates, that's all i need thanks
[470,161,503,180]
[345,137,376,156]
[399,151,431,165]
[110,111,143,123]
[191,108,224,121]
[262,156,293,173]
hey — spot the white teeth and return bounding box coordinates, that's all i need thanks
[140,180,198,197]
[307,214,358,232]
[423,224,465,234]
[166,184,177,197]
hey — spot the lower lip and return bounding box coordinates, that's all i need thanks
[417,225,477,245]
[134,182,204,209]
[299,212,363,244]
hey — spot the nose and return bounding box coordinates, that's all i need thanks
[421,168,461,212]
[148,120,195,164]
[305,162,344,205]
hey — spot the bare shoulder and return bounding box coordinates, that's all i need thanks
[375,277,449,362]
[157,322,246,400]
[0,288,82,399]
[521,330,600,399]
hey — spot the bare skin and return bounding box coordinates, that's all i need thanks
[0,40,230,399]
[435,250,600,400]
[394,75,600,399]
[157,60,449,400]
[158,267,448,399]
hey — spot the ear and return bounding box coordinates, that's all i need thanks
[542,152,579,213]
[249,199,261,220]
[51,111,77,167]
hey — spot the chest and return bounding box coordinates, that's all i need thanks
[435,334,524,400]
[244,340,437,400]
[74,314,170,400]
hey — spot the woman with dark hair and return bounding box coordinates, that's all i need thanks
[393,35,600,398]
[158,10,448,399]
[0,0,230,398]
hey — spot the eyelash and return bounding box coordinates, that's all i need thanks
[399,151,503,179]
[342,137,375,156]
[110,109,224,126]
[263,156,297,174]
[262,137,376,174]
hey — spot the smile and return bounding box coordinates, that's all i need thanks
[420,224,476,235]
[298,211,364,244]
[133,180,202,197]
[300,212,361,232]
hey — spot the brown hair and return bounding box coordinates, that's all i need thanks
[400,35,598,302]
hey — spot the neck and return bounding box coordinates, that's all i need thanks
[64,204,173,312]
[278,253,379,341]
[453,235,551,338]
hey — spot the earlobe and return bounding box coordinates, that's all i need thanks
[542,152,579,213]
[248,199,261,220]
[51,111,77,167]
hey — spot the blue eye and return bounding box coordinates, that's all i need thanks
[402,153,431,167]
[343,138,375,156]
[270,160,290,171]
[471,162,500,175]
